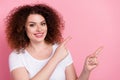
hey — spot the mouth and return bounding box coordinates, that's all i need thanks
[34,32,44,38]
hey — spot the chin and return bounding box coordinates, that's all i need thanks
[35,38,46,42]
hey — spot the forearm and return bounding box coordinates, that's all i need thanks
[31,41,70,80]
[31,58,58,80]
[77,69,90,80]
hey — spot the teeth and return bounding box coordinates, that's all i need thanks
[34,33,43,37]
[36,33,42,36]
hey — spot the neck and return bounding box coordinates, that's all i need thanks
[27,40,50,51]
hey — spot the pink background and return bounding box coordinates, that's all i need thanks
[0,0,120,80]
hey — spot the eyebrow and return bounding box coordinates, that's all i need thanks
[28,20,46,23]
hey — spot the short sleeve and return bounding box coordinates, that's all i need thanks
[62,50,73,67]
[9,51,24,72]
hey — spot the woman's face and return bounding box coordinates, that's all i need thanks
[25,14,47,43]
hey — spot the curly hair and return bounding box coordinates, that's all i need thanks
[5,3,64,51]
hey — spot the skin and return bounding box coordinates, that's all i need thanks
[10,14,103,80]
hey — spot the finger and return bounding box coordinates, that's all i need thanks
[88,57,98,65]
[61,36,72,46]
[93,46,104,56]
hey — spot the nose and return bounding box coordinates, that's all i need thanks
[36,25,42,32]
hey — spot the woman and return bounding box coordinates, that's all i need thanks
[5,3,102,80]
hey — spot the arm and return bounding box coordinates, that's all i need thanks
[77,55,92,80]
[11,47,67,80]
[77,54,98,80]
[11,57,59,80]
[78,47,103,80]
[78,70,90,80]
[65,64,78,80]
[11,37,71,80]
[65,47,103,80]
[65,58,91,80]
[31,57,60,80]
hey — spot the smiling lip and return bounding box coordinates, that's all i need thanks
[34,32,44,38]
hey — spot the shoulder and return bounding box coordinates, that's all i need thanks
[52,43,59,50]
[9,50,20,59]
[53,43,59,47]
[9,49,25,72]
[9,49,25,59]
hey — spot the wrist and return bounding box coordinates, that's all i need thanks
[82,67,91,75]
[78,68,91,80]
[49,56,60,65]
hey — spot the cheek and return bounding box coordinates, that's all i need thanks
[25,28,34,37]
[45,28,48,32]
[26,27,34,33]
[43,26,47,33]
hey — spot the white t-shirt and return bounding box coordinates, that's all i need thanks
[9,44,73,80]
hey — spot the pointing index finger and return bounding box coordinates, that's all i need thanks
[61,36,72,46]
[94,46,103,56]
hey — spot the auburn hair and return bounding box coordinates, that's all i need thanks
[5,3,64,51]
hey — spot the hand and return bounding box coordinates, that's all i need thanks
[83,47,103,72]
[52,36,72,63]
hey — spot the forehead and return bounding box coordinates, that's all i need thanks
[26,14,45,22]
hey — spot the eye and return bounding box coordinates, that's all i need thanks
[41,22,46,26]
[29,23,35,27]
